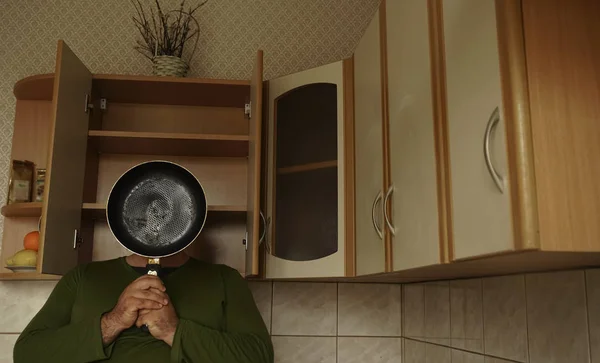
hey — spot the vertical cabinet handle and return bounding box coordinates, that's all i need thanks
[371,191,384,239]
[483,107,505,193]
[383,185,396,235]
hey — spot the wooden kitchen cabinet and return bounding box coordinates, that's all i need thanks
[263,60,355,279]
[0,41,264,280]
[384,0,444,271]
[441,0,513,260]
[350,0,600,280]
[429,0,600,267]
[353,9,386,276]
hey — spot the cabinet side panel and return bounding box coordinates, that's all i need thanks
[523,0,600,251]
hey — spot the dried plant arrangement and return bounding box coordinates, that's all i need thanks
[132,0,207,76]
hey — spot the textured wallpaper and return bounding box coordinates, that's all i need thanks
[0,0,380,248]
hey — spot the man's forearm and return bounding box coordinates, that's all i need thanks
[101,312,126,346]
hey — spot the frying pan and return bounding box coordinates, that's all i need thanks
[106,161,207,275]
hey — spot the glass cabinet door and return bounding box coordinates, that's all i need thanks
[272,82,338,261]
[265,60,348,278]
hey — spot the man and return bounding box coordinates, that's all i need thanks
[14,252,274,363]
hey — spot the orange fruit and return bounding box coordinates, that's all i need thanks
[23,231,39,251]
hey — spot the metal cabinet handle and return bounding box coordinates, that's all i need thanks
[383,185,396,235]
[483,107,505,193]
[259,211,272,254]
[259,211,267,244]
[371,191,383,239]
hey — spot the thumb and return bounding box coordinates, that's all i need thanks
[135,314,147,328]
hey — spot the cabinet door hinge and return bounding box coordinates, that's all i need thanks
[73,229,83,249]
[244,102,251,118]
[243,231,249,250]
[84,94,94,113]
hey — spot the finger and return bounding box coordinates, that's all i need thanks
[138,308,153,316]
[134,298,163,310]
[131,289,169,305]
[133,276,166,291]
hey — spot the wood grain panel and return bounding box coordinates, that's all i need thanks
[495,0,539,251]
[88,130,249,158]
[99,103,248,135]
[522,0,600,252]
[379,1,393,273]
[343,57,356,277]
[92,74,250,107]
[39,40,92,275]
[353,9,385,276]
[246,50,263,277]
[11,101,52,167]
[95,154,247,208]
[13,74,54,101]
[1,203,43,217]
[428,0,452,263]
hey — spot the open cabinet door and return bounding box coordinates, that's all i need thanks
[39,41,92,275]
[265,60,349,279]
[245,50,264,276]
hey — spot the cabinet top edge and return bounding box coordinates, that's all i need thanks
[13,73,251,102]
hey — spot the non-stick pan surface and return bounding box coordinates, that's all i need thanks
[107,161,207,258]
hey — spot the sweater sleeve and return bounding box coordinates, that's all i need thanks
[13,265,113,363]
[170,267,274,363]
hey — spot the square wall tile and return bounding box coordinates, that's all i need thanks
[404,339,451,363]
[0,334,18,363]
[338,283,401,336]
[272,282,337,336]
[587,269,600,363]
[338,337,402,363]
[526,270,590,363]
[248,281,272,333]
[0,281,57,333]
[451,350,484,363]
[484,358,513,363]
[423,282,450,340]
[403,284,425,337]
[272,336,336,363]
[482,275,528,362]
[450,279,483,353]
[403,282,450,343]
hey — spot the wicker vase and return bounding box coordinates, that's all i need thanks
[152,55,189,77]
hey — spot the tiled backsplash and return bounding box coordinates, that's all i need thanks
[0,268,598,362]
[402,269,599,363]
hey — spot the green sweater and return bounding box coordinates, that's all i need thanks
[14,257,273,363]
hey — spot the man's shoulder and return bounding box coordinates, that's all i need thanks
[184,258,242,279]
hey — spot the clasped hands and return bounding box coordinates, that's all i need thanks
[102,275,179,346]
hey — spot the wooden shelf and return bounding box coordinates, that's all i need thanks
[92,74,250,107]
[82,202,246,220]
[277,160,338,175]
[1,203,43,217]
[0,272,60,280]
[88,130,249,157]
[13,73,251,107]
[13,74,54,101]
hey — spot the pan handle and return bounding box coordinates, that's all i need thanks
[141,258,161,333]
